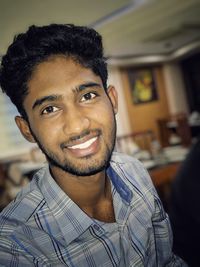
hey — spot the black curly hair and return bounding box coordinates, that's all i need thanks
[0,24,108,119]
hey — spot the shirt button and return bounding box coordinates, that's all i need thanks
[93,224,100,231]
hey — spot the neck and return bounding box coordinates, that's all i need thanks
[50,165,111,209]
[50,165,115,222]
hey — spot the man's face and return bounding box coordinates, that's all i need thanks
[17,56,118,176]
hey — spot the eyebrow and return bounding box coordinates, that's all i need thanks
[32,95,63,110]
[73,82,102,93]
[32,82,102,110]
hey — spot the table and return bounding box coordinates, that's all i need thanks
[149,162,181,187]
[149,162,181,210]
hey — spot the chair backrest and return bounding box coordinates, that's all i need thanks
[157,113,192,147]
[116,130,155,154]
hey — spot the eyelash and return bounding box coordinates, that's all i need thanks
[80,92,98,102]
[41,106,59,115]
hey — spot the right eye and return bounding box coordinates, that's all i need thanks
[41,106,59,115]
[80,92,98,102]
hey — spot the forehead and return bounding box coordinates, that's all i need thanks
[28,55,101,90]
[23,55,103,111]
[27,55,102,94]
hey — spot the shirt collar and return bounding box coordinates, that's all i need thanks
[38,152,133,245]
[106,166,133,204]
[38,166,94,246]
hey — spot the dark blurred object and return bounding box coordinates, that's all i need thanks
[169,136,200,267]
[181,53,200,114]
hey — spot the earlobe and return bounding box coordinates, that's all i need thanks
[107,85,118,114]
[15,116,36,143]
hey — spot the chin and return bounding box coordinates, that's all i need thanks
[62,156,110,176]
[49,147,112,176]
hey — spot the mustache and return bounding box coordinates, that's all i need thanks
[60,129,102,149]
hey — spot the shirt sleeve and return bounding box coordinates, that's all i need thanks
[152,194,188,267]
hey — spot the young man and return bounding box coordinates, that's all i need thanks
[0,24,186,266]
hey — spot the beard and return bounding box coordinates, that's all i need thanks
[29,117,116,176]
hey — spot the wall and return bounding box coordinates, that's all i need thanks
[0,92,35,161]
[120,66,170,140]
[163,62,189,115]
[108,66,132,136]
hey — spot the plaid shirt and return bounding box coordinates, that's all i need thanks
[0,152,187,266]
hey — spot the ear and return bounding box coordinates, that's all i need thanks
[15,116,36,143]
[107,85,118,114]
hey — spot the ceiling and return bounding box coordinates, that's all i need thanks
[1,0,200,66]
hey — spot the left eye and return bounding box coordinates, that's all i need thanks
[41,106,59,114]
[80,92,97,102]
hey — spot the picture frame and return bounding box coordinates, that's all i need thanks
[127,68,158,105]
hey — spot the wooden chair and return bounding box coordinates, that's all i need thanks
[116,130,155,154]
[157,113,192,147]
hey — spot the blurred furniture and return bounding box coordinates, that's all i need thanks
[149,162,181,211]
[116,130,155,154]
[150,162,181,188]
[0,146,45,210]
[0,164,6,188]
[0,163,10,210]
[148,143,189,211]
[157,113,192,147]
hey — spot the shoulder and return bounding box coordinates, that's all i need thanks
[110,152,159,212]
[110,152,154,190]
[0,167,46,236]
[111,151,147,169]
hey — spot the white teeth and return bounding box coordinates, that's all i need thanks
[69,137,97,150]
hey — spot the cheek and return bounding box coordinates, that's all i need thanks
[90,103,115,128]
[30,120,61,145]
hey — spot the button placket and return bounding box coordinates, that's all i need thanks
[93,224,104,235]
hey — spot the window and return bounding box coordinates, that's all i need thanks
[0,92,35,161]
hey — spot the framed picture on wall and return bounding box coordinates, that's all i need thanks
[127,68,158,105]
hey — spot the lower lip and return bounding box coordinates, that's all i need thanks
[65,136,100,158]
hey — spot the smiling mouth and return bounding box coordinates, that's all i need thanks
[63,134,100,158]
[68,136,98,150]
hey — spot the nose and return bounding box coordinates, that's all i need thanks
[62,107,90,137]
